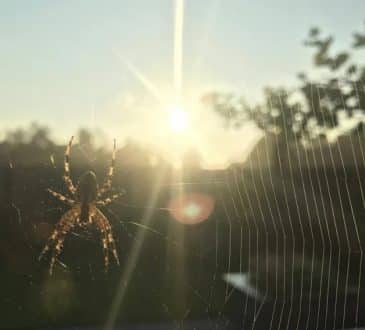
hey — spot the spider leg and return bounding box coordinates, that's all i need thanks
[94,207,120,267]
[39,205,79,275]
[98,139,116,197]
[47,188,75,205]
[96,191,125,207]
[63,136,77,195]
[93,214,110,271]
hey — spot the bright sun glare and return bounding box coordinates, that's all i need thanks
[168,105,189,133]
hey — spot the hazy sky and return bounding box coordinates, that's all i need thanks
[1,0,364,167]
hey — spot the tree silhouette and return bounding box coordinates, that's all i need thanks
[29,123,54,149]
[298,24,365,129]
[5,127,27,145]
[204,21,365,140]
[5,122,54,148]
[78,128,94,150]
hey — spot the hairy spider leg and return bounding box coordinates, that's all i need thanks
[95,208,120,266]
[39,206,79,274]
[47,188,75,205]
[97,191,124,207]
[94,212,110,270]
[63,136,77,195]
[98,139,116,197]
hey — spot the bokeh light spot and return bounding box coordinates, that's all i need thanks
[168,192,215,225]
[184,202,201,218]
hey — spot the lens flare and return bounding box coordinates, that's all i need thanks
[168,192,215,224]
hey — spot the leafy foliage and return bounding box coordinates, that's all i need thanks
[204,21,365,140]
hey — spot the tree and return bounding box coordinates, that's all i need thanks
[204,21,365,141]
[203,87,307,139]
[299,24,365,130]
[5,128,27,145]
[78,128,94,149]
[29,122,54,149]
[5,122,54,148]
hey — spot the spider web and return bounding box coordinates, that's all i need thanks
[209,79,365,330]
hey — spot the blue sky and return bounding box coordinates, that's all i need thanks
[1,0,364,166]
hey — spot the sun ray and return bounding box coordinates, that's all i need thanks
[104,169,166,330]
[173,0,184,103]
[114,51,164,104]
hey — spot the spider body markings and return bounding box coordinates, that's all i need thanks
[39,136,122,275]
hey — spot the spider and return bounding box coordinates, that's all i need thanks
[39,136,122,275]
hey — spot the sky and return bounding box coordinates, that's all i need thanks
[1,0,365,168]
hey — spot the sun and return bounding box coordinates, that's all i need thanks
[168,105,189,133]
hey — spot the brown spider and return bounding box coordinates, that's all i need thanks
[39,136,122,274]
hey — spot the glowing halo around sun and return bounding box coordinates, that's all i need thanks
[167,192,215,225]
[168,105,189,133]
